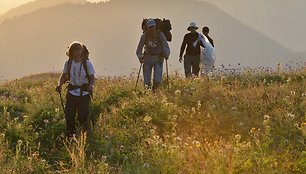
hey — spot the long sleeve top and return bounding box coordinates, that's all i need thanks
[136,32,170,60]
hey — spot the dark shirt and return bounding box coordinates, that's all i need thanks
[205,34,215,47]
[180,32,204,57]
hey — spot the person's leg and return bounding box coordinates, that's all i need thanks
[77,94,90,133]
[183,55,192,78]
[143,58,153,89]
[204,59,215,75]
[153,59,163,92]
[191,55,201,77]
[65,93,77,136]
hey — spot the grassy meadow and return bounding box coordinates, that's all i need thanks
[0,68,305,173]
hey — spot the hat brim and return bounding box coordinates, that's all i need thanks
[147,24,156,28]
[187,26,198,31]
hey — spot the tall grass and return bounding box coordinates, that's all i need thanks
[0,69,305,173]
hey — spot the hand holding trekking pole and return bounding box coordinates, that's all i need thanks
[179,57,183,63]
[139,57,144,64]
[56,85,62,93]
[56,85,65,114]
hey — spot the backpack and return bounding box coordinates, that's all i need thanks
[142,18,172,42]
[143,31,165,57]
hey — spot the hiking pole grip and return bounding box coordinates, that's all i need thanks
[135,63,143,91]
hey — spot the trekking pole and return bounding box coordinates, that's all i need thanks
[58,91,65,114]
[165,59,170,90]
[135,63,143,91]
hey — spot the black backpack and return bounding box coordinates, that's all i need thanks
[142,18,172,42]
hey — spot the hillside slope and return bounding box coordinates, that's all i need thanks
[0,0,87,23]
[0,0,296,80]
[0,71,305,173]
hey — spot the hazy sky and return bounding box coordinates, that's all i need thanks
[205,0,306,51]
[0,0,103,14]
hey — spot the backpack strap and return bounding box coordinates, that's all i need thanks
[67,58,90,83]
[157,31,165,58]
[82,59,91,84]
[67,58,73,82]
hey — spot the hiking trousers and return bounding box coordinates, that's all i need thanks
[65,92,90,136]
[184,54,201,78]
[143,55,163,90]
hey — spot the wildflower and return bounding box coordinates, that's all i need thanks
[162,99,167,105]
[290,91,296,95]
[249,128,256,134]
[287,113,295,119]
[143,163,150,168]
[138,151,143,157]
[264,115,270,120]
[207,113,211,118]
[191,107,196,114]
[234,134,241,142]
[143,116,152,122]
[192,141,201,148]
[101,156,107,161]
[195,141,201,148]
[197,100,202,109]
[174,137,181,143]
[44,119,49,124]
[175,90,181,97]
[302,93,306,97]
[263,120,270,126]
[172,115,178,120]
[153,135,160,140]
[232,107,237,111]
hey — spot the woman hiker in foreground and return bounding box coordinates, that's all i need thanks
[136,19,171,94]
[56,41,96,137]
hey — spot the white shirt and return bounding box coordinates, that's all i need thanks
[63,59,95,96]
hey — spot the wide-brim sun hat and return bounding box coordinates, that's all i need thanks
[187,22,198,31]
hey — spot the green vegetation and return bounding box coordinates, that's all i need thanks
[0,70,305,173]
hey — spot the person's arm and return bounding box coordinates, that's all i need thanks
[89,75,95,87]
[160,33,170,59]
[58,73,67,87]
[56,61,68,92]
[86,61,96,92]
[179,35,187,58]
[136,34,146,63]
[211,38,215,47]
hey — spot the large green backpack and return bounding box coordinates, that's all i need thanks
[141,18,172,42]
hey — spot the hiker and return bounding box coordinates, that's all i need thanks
[56,41,95,136]
[136,19,170,93]
[200,26,216,75]
[202,27,214,47]
[179,22,204,78]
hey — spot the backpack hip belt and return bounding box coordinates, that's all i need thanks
[67,83,89,96]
